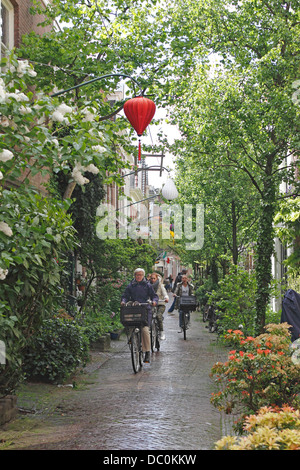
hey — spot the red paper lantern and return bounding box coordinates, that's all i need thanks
[124,96,156,161]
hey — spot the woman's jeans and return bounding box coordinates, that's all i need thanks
[179,309,190,328]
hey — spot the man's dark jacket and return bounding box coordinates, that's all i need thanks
[121,278,159,324]
[121,278,158,305]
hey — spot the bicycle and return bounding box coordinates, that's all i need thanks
[201,292,212,323]
[120,302,150,373]
[150,306,160,352]
[202,304,210,322]
[207,304,218,333]
[178,295,197,340]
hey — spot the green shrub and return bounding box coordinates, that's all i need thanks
[211,323,300,433]
[0,189,76,395]
[23,318,89,383]
[210,266,257,337]
[80,309,123,343]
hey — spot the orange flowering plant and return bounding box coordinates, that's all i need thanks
[211,323,300,432]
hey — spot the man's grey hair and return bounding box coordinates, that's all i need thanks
[134,268,145,275]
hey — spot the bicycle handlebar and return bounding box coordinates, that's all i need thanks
[121,301,156,306]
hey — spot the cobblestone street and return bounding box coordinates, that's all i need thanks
[0,298,235,451]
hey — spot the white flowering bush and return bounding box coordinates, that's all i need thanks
[0,51,127,194]
[0,51,129,395]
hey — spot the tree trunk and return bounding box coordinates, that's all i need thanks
[254,172,276,335]
[231,200,238,265]
[63,181,77,200]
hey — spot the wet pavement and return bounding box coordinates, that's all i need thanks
[0,298,235,451]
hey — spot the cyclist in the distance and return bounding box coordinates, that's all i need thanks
[173,274,194,333]
[121,268,158,364]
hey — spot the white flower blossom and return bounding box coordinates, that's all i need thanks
[15,92,29,102]
[6,92,19,102]
[0,85,7,103]
[54,234,61,243]
[27,69,37,78]
[0,171,3,180]
[0,268,8,280]
[85,163,99,174]
[52,138,59,147]
[57,103,73,115]
[6,91,29,103]
[72,164,90,185]
[0,149,13,162]
[82,107,96,122]
[0,222,13,236]
[51,103,73,123]
[20,105,32,115]
[17,60,37,78]
[51,111,65,122]
[92,145,106,153]
[17,60,29,76]
[72,169,90,185]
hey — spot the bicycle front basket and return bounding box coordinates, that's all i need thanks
[120,305,148,327]
[179,295,197,309]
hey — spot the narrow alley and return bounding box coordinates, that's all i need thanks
[0,298,234,452]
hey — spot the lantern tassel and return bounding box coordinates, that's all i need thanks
[138,139,141,161]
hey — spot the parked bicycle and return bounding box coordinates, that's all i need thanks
[200,292,212,322]
[120,302,150,373]
[202,303,210,322]
[150,306,160,352]
[207,303,218,333]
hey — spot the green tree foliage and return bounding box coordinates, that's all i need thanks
[163,0,300,333]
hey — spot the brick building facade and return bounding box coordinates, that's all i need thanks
[1,0,52,194]
[1,0,51,52]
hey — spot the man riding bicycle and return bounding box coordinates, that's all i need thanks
[121,268,158,364]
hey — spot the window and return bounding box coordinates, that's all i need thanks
[1,0,14,56]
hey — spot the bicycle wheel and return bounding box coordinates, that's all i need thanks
[209,310,217,333]
[150,319,156,352]
[182,311,188,340]
[155,321,160,351]
[130,328,142,373]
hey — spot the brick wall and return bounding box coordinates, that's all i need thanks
[8,0,52,195]
[12,0,51,47]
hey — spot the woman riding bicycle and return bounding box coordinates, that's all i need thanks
[121,268,158,364]
[173,274,194,333]
[149,273,169,341]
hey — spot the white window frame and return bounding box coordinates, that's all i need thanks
[1,0,14,58]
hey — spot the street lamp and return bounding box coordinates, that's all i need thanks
[51,73,144,97]
[120,166,178,202]
[161,177,179,200]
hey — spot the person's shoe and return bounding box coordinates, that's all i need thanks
[178,328,183,333]
[160,332,166,340]
[144,351,151,363]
